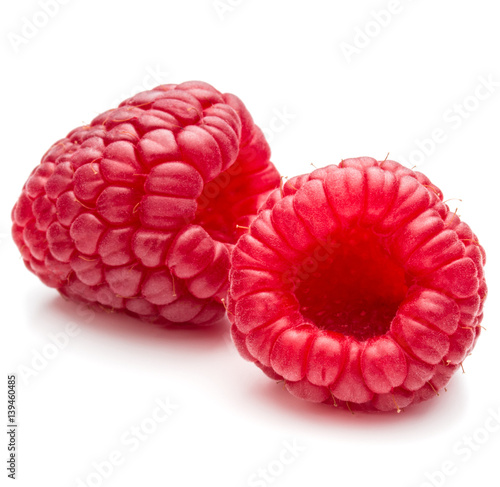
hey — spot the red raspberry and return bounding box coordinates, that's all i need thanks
[228,157,487,412]
[12,81,280,325]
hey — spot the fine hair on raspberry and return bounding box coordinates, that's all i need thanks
[228,157,487,412]
[12,81,280,325]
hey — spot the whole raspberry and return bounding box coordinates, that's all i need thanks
[12,81,280,325]
[228,157,487,412]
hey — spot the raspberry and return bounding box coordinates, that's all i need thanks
[12,81,280,325]
[228,157,487,412]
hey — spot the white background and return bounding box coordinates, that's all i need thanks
[1,1,499,486]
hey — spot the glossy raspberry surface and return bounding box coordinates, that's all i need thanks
[12,81,280,325]
[228,157,487,412]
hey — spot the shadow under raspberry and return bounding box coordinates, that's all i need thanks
[246,370,468,431]
[43,294,231,353]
